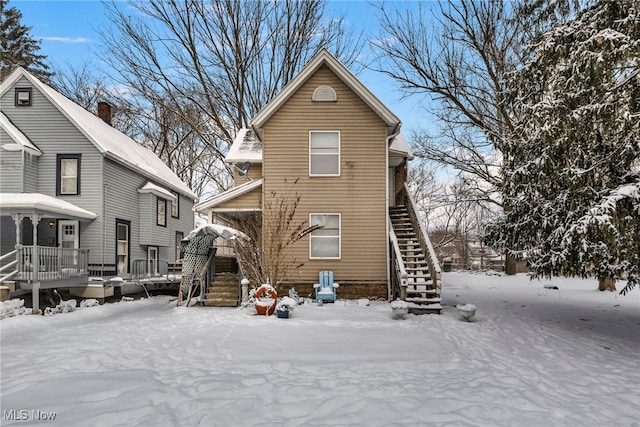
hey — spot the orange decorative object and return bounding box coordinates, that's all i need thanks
[254,285,278,316]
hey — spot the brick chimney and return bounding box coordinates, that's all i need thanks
[97,101,113,125]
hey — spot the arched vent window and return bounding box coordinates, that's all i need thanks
[312,85,337,102]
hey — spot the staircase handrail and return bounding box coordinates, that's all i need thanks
[388,221,408,300]
[0,249,18,264]
[0,250,18,283]
[402,183,441,294]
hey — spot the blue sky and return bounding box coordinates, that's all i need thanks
[13,0,432,131]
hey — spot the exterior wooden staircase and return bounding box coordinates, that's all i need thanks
[389,202,442,314]
[201,273,240,307]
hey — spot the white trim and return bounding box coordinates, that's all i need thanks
[309,213,341,260]
[251,49,400,138]
[210,208,262,213]
[0,193,97,219]
[0,67,197,200]
[312,85,337,102]
[138,182,177,201]
[194,179,263,211]
[147,246,159,276]
[309,131,340,177]
[0,112,42,156]
[58,220,79,251]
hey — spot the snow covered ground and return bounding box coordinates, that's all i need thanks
[1,272,638,426]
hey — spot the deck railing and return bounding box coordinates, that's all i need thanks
[15,246,89,282]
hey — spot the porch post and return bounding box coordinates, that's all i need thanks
[31,214,41,314]
[11,214,23,247]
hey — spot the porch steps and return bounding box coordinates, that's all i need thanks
[201,273,240,307]
[390,205,441,315]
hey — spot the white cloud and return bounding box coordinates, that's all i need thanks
[40,36,92,44]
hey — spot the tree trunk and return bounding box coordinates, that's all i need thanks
[505,252,517,275]
[598,277,616,292]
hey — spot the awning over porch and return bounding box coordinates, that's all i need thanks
[195,179,263,212]
[0,193,97,220]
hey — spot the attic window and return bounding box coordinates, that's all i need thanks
[312,85,337,102]
[15,88,32,106]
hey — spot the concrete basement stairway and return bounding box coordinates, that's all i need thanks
[201,273,240,307]
[389,205,442,314]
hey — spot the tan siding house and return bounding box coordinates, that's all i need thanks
[196,49,441,308]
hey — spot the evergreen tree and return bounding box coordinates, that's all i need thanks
[488,0,640,293]
[0,0,51,81]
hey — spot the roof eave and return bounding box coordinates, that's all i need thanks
[250,49,401,134]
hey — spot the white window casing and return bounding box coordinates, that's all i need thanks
[60,158,78,194]
[312,85,337,102]
[309,131,340,176]
[309,213,341,259]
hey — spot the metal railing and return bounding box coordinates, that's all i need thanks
[401,183,441,295]
[13,246,89,282]
[130,259,184,281]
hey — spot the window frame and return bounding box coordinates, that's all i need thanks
[157,197,167,227]
[175,231,184,261]
[171,190,180,218]
[309,213,341,260]
[116,219,131,274]
[147,246,159,276]
[309,131,340,177]
[14,87,32,106]
[56,154,81,196]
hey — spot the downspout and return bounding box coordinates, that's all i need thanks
[103,183,107,277]
[385,124,401,300]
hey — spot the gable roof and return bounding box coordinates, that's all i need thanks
[194,178,263,211]
[0,67,197,200]
[0,111,42,156]
[225,128,262,163]
[250,49,401,139]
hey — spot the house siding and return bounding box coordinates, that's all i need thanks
[262,65,388,290]
[104,158,194,270]
[233,163,263,186]
[0,146,24,192]
[23,152,39,192]
[213,186,262,211]
[2,76,106,268]
[1,72,195,278]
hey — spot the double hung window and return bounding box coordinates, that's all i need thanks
[56,154,81,195]
[309,214,341,259]
[309,131,340,176]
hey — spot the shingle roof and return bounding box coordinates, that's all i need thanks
[0,67,197,200]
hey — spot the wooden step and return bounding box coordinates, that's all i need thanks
[202,299,239,307]
[405,297,441,304]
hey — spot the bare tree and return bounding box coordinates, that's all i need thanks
[233,179,318,291]
[372,0,522,272]
[373,0,520,204]
[96,0,364,197]
[51,62,225,197]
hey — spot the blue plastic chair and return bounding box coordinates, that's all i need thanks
[313,270,339,302]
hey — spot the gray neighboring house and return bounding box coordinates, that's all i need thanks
[0,67,197,309]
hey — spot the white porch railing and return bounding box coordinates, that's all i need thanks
[15,246,89,282]
[0,249,19,282]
